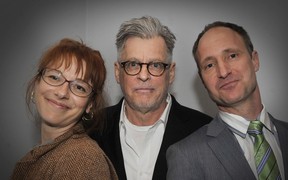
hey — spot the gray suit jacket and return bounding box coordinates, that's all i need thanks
[166,114,288,180]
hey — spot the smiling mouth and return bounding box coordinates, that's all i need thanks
[219,80,237,90]
[47,98,69,109]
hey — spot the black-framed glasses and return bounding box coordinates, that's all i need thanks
[41,68,94,97]
[120,61,171,76]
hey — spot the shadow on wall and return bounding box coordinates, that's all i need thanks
[192,75,217,118]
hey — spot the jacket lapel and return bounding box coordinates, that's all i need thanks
[153,96,212,180]
[270,115,288,178]
[207,117,256,180]
[104,99,127,180]
[152,97,185,179]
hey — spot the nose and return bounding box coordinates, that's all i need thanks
[137,64,150,82]
[55,82,70,98]
[217,60,231,79]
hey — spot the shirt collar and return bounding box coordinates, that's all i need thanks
[219,105,273,138]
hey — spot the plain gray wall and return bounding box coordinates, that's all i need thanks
[1,0,287,178]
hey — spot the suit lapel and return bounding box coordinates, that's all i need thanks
[104,100,127,180]
[270,116,288,178]
[113,113,127,180]
[152,97,181,179]
[153,96,196,179]
[207,117,256,179]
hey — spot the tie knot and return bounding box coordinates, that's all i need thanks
[247,120,264,136]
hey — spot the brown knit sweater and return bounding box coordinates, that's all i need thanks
[11,123,118,180]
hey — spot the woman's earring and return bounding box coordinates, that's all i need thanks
[82,111,94,121]
[31,91,35,103]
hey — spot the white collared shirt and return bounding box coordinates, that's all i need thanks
[219,106,284,179]
[119,94,172,180]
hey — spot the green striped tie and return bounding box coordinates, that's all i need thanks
[248,120,281,180]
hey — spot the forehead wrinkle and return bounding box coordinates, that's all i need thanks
[124,57,164,63]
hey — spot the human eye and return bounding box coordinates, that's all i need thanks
[207,63,214,68]
[77,84,87,92]
[71,81,90,94]
[228,52,239,60]
[201,61,215,71]
[45,70,62,82]
[48,75,60,81]
[151,62,163,69]
[204,63,215,71]
[126,61,139,69]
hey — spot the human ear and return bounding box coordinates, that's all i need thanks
[114,62,121,84]
[169,62,176,84]
[252,51,260,72]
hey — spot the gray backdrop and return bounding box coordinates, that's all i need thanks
[1,0,287,178]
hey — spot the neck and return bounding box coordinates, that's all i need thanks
[40,122,75,144]
[218,86,263,120]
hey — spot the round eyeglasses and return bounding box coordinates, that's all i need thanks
[41,68,94,97]
[120,61,171,76]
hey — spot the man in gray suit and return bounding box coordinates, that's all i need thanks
[166,21,288,180]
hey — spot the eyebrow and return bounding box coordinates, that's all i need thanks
[121,58,165,63]
[53,69,87,82]
[202,56,216,64]
[223,48,243,54]
[202,48,241,61]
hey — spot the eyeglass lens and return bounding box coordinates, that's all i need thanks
[42,69,93,97]
[122,61,169,76]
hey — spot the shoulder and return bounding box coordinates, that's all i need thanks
[58,135,115,168]
[166,124,210,162]
[102,99,123,126]
[89,99,123,140]
[269,113,288,129]
[104,98,123,114]
[169,95,213,122]
[176,124,209,148]
[168,116,233,153]
[63,134,106,157]
[52,136,118,179]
